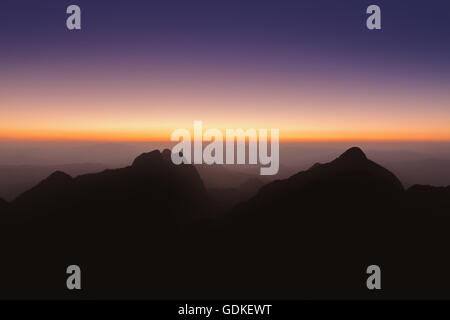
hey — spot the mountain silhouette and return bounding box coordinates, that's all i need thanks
[223,147,450,298]
[0,163,108,201]
[1,146,450,299]
[1,149,216,298]
[13,171,74,211]
[9,149,211,222]
[277,146,403,196]
[230,146,403,224]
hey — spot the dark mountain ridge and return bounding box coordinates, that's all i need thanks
[264,146,404,196]
[8,149,211,222]
[1,147,449,299]
[230,147,404,225]
[0,162,108,201]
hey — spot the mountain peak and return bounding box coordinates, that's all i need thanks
[256,146,403,202]
[13,170,73,205]
[43,171,73,185]
[132,150,164,168]
[338,147,367,161]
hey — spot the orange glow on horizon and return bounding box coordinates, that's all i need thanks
[1,128,450,142]
[2,53,450,144]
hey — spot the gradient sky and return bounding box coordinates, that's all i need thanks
[1,0,450,141]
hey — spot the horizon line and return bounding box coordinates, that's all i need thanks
[2,137,450,143]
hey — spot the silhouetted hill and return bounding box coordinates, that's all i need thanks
[222,147,450,298]
[231,147,403,222]
[13,171,74,211]
[1,146,450,299]
[0,149,217,298]
[9,149,211,223]
[0,163,108,201]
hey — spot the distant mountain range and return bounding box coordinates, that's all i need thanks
[0,147,449,299]
[7,149,211,222]
[2,149,450,201]
[384,158,450,187]
[0,163,108,201]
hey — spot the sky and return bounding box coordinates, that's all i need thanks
[1,0,450,142]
